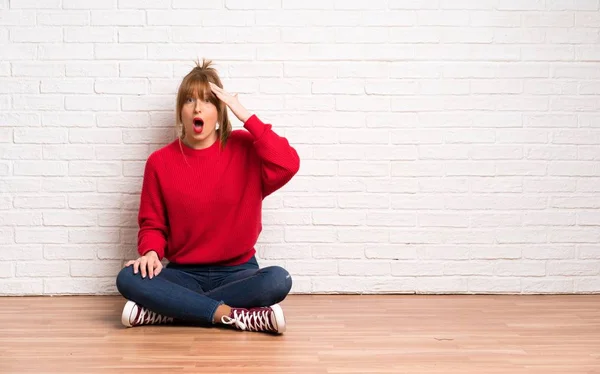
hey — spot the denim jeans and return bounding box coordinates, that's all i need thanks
[115,255,292,325]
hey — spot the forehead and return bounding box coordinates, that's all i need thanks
[182,79,213,99]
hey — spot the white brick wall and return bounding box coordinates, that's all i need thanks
[1,0,599,295]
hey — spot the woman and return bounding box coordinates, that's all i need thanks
[115,59,300,335]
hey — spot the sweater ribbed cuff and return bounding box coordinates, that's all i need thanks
[242,114,265,139]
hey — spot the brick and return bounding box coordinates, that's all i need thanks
[95,145,149,160]
[120,62,172,78]
[41,79,94,94]
[226,0,280,9]
[69,129,121,144]
[415,277,468,293]
[339,162,388,177]
[13,96,64,111]
[97,178,142,193]
[367,211,415,227]
[64,27,116,43]
[38,44,94,60]
[0,245,42,260]
[546,0,599,10]
[283,0,334,9]
[91,10,144,25]
[283,196,336,208]
[96,44,146,60]
[575,278,600,292]
[285,260,337,276]
[468,277,521,293]
[338,228,389,243]
[523,246,575,259]
[312,244,364,259]
[312,210,365,226]
[284,227,336,243]
[13,161,67,176]
[42,177,96,192]
[0,10,35,25]
[0,178,41,193]
[522,278,574,293]
[0,211,41,226]
[44,278,117,294]
[15,228,68,244]
[42,145,94,160]
[69,161,121,177]
[96,112,150,127]
[118,27,170,43]
[0,144,41,159]
[547,261,599,276]
[13,195,65,209]
[43,211,97,227]
[0,280,43,295]
[121,96,172,111]
[66,62,118,77]
[69,194,122,209]
[69,229,120,244]
[16,261,69,277]
[119,0,171,8]
[37,11,89,25]
[549,228,600,243]
[10,27,61,42]
[70,261,122,276]
[339,260,390,276]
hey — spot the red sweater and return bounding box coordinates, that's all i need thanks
[137,114,300,266]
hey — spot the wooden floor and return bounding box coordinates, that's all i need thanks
[0,295,599,373]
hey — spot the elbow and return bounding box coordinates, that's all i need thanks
[288,149,300,177]
[290,155,300,177]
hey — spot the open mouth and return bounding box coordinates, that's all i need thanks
[193,117,204,134]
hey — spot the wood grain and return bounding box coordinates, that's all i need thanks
[0,295,599,373]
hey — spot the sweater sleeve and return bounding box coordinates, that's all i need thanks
[243,114,300,198]
[137,155,168,260]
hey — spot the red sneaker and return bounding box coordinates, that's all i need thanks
[221,304,286,334]
[121,300,173,327]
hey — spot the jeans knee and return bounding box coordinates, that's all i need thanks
[264,266,292,302]
[115,265,137,298]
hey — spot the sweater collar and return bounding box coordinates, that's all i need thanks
[177,137,221,157]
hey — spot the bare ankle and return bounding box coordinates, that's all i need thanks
[213,304,232,324]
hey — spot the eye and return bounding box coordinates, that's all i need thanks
[185,97,194,103]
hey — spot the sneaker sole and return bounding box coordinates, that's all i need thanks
[121,300,136,327]
[270,303,286,334]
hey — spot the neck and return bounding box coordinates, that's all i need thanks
[182,132,218,150]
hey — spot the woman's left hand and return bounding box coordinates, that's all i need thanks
[209,82,252,123]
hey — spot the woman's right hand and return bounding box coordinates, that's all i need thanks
[125,251,162,279]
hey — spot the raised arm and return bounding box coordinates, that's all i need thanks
[244,114,300,197]
[209,82,300,197]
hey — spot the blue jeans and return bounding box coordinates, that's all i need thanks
[115,255,292,325]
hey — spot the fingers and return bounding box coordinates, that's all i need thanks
[128,254,162,279]
[145,258,162,279]
[148,259,155,279]
[139,257,147,278]
[154,261,163,277]
[209,82,231,99]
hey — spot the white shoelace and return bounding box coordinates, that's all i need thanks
[136,307,172,325]
[221,309,274,332]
